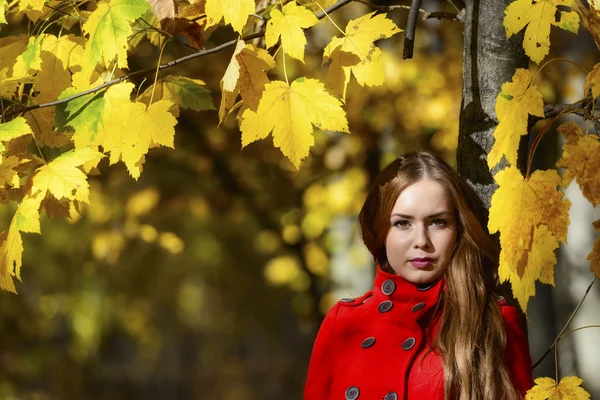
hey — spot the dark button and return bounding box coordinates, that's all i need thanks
[345,386,360,400]
[417,282,433,291]
[378,300,393,313]
[361,337,375,349]
[381,279,396,295]
[340,298,354,302]
[411,302,426,312]
[402,337,416,350]
[384,393,398,400]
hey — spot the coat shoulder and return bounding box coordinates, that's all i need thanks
[336,290,373,307]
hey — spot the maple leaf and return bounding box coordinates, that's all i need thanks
[504,0,580,63]
[12,34,44,77]
[220,40,276,122]
[498,224,558,312]
[488,68,545,169]
[146,0,175,20]
[488,166,570,313]
[573,0,600,48]
[584,62,600,99]
[103,98,177,179]
[525,376,590,400]
[205,0,254,34]
[0,0,7,25]
[17,0,43,13]
[81,0,150,78]
[61,81,134,149]
[555,122,600,205]
[138,75,215,117]
[265,2,319,62]
[31,147,104,203]
[0,68,34,98]
[589,220,600,278]
[26,108,70,148]
[239,78,349,168]
[323,12,400,100]
[0,117,33,155]
[0,192,43,292]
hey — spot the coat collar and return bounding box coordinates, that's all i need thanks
[370,265,445,325]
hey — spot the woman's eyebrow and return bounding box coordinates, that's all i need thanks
[391,211,452,219]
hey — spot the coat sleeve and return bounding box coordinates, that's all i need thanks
[303,303,340,400]
[500,302,533,397]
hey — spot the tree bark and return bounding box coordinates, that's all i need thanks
[457,0,528,210]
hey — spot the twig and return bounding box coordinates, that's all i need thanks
[541,100,600,132]
[356,0,458,20]
[532,276,596,370]
[1,0,355,121]
[403,0,422,59]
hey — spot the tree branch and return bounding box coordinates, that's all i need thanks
[355,0,459,19]
[403,0,422,60]
[1,0,355,121]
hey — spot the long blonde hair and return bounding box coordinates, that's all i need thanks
[358,150,521,400]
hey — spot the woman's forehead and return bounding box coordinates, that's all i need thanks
[390,180,453,215]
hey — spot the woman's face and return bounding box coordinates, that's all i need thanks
[385,179,458,284]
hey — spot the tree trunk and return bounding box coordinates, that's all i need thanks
[457,0,528,209]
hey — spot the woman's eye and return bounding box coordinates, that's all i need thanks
[432,219,448,227]
[393,220,410,228]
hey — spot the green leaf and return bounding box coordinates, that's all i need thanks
[82,0,150,74]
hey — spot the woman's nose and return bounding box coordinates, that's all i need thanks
[413,225,430,248]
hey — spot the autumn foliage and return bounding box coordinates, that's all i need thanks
[0,0,599,397]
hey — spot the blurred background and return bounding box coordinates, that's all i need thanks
[1,1,600,399]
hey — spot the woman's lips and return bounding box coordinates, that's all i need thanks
[410,260,432,268]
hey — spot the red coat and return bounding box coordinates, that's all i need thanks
[303,267,533,400]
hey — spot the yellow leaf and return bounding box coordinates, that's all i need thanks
[488,166,570,312]
[573,0,600,48]
[555,122,600,205]
[0,192,43,292]
[61,81,132,150]
[504,0,579,63]
[239,78,349,168]
[0,0,7,25]
[323,12,400,99]
[526,376,590,400]
[584,62,600,99]
[265,2,318,62]
[323,12,401,61]
[103,99,177,179]
[81,0,150,79]
[13,35,44,77]
[0,67,34,98]
[26,107,70,148]
[588,220,600,278]
[17,0,43,13]
[0,117,33,154]
[323,47,358,101]
[220,40,276,122]
[205,0,254,33]
[35,51,73,102]
[498,224,558,312]
[488,68,545,169]
[41,34,84,69]
[32,148,104,203]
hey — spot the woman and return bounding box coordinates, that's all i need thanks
[303,151,533,400]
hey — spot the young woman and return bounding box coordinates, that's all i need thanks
[303,151,533,400]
